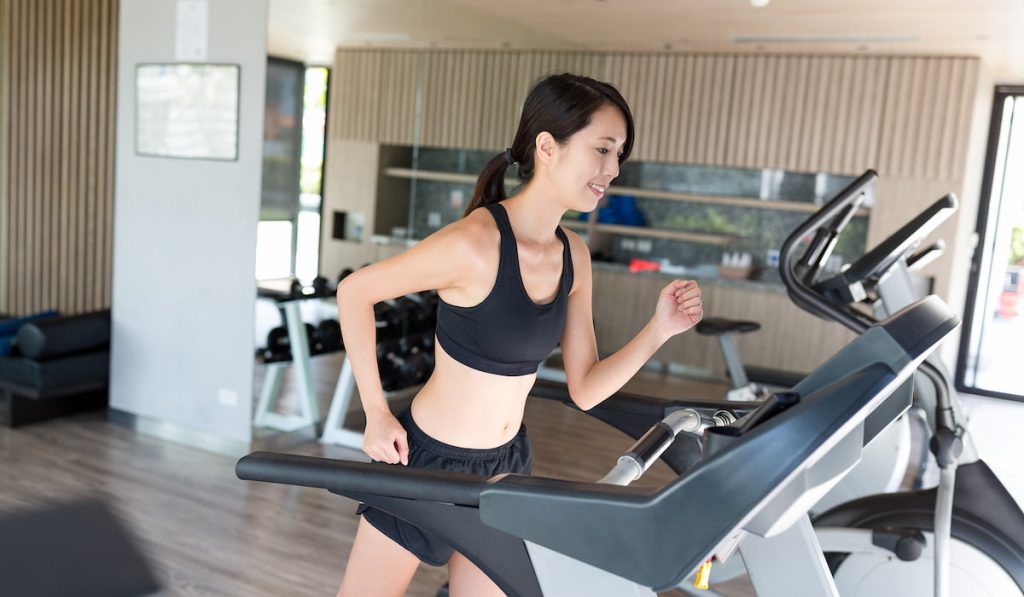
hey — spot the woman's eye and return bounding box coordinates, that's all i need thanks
[597,148,609,154]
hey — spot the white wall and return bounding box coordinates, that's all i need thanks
[111,0,267,444]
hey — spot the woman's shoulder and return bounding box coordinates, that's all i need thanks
[422,207,500,268]
[445,207,499,246]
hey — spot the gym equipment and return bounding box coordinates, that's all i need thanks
[238,295,959,596]
[0,310,60,356]
[253,277,350,433]
[778,173,1024,596]
[0,498,160,596]
[693,317,770,401]
[263,323,317,362]
[312,275,330,297]
[253,288,323,433]
[312,319,343,355]
[0,310,111,427]
[536,171,1021,596]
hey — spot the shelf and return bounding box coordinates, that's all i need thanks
[594,223,733,245]
[385,167,483,185]
[607,185,869,215]
[384,167,869,216]
[560,218,732,245]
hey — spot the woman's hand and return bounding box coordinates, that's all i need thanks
[362,410,409,465]
[652,279,703,339]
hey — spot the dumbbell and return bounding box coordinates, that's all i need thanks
[312,319,343,354]
[373,302,403,341]
[311,276,330,297]
[265,323,316,360]
[399,346,432,387]
[376,340,404,392]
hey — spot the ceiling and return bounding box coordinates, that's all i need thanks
[267,0,1024,81]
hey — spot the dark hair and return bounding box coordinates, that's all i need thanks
[463,73,634,217]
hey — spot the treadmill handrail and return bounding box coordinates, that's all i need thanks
[780,171,878,332]
[906,239,946,273]
[842,193,958,284]
[236,452,490,506]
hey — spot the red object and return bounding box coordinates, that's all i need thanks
[629,258,661,273]
[998,267,1022,319]
[999,291,1020,318]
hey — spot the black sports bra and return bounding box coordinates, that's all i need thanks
[434,203,574,376]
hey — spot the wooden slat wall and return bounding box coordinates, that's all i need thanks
[877,57,979,179]
[328,49,978,181]
[0,0,7,307]
[0,0,118,316]
[329,49,606,150]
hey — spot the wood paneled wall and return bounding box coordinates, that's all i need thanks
[877,57,979,180]
[328,50,606,151]
[0,0,118,316]
[328,49,979,182]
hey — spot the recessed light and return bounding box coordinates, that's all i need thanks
[751,0,770,6]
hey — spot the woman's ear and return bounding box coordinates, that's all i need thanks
[534,131,557,167]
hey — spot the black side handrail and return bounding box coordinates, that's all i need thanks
[236,452,488,506]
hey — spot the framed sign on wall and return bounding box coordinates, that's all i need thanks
[135,63,240,161]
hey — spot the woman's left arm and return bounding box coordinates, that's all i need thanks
[559,232,704,411]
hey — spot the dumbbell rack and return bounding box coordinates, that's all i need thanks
[253,297,321,433]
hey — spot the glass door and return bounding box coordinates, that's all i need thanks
[957,87,1024,401]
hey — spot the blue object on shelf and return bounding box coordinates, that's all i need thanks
[605,194,645,227]
[582,194,646,226]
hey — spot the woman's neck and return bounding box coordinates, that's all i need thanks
[500,182,569,245]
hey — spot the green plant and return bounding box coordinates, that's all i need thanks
[1011,225,1024,265]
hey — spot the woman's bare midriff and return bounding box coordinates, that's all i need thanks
[409,338,536,449]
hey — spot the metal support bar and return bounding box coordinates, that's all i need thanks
[253,301,320,432]
[739,515,840,597]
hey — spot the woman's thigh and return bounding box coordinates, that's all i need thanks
[336,516,421,597]
[448,551,506,597]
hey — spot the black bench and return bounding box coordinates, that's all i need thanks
[0,310,111,427]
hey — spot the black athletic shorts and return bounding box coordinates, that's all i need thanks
[355,406,533,566]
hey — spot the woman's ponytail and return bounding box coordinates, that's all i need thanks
[463,149,516,217]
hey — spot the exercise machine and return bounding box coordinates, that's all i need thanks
[237,295,958,596]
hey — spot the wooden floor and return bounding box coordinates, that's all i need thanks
[2,356,755,597]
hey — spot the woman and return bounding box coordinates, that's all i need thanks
[335,73,704,596]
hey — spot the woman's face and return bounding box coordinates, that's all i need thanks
[549,102,628,212]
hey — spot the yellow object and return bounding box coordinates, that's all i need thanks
[694,558,713,589]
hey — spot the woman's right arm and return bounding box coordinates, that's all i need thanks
[335,218,483,464]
